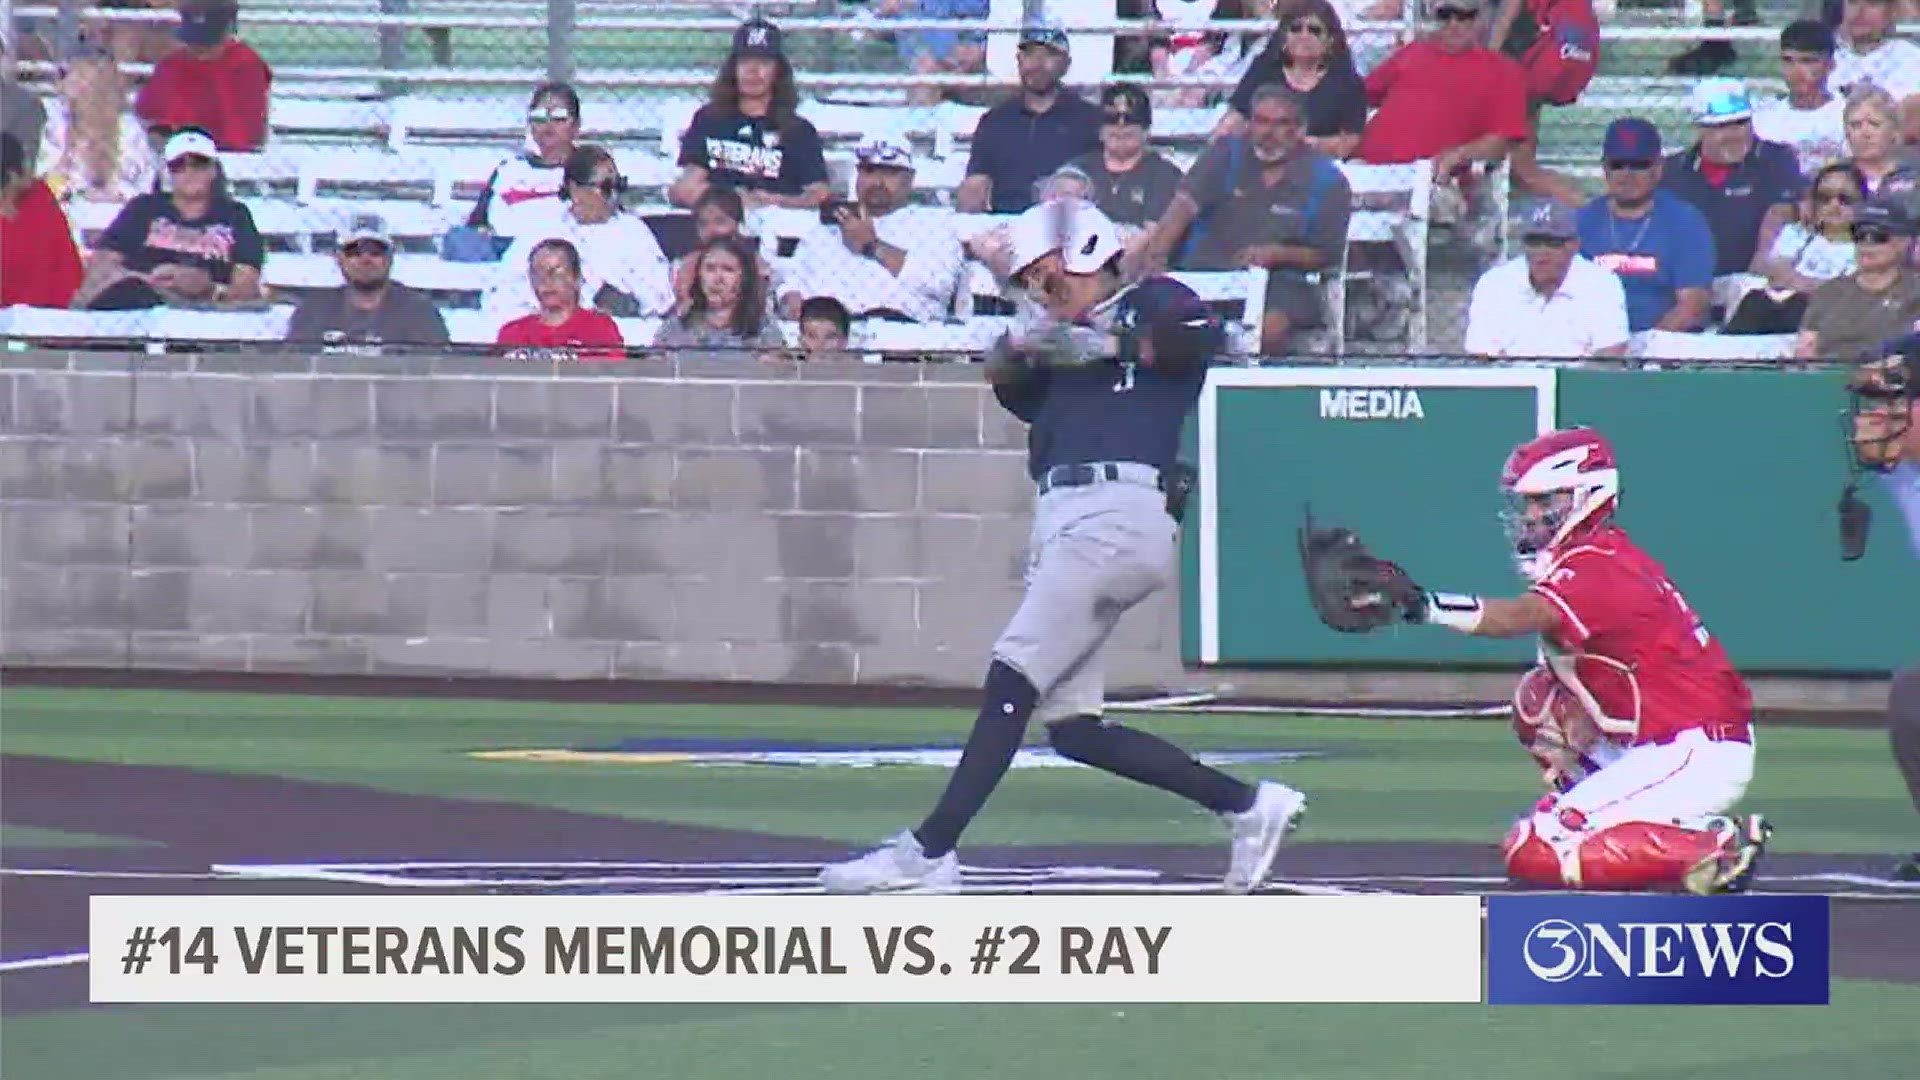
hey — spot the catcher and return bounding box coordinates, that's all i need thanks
[1299,426,1772,894]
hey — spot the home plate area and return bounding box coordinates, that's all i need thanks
[203,857,1920,899]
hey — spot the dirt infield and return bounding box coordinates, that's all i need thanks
[3,754,1915,1013]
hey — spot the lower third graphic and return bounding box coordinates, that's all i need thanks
[1487,894,1830,1005]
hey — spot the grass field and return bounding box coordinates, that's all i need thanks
[2,685,1915,1079]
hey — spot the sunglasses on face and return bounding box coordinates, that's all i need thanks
[341,242,389,258]
[1853,226,1897,244]
[1103,111,1146,126]
[167,154,213,172]
[1604,159,1654,172]
[575,176,621,196]
[1433,7,1478,22]
[528,109,573,125]
[1286,20,1327,36]
[1523,235,1573,248]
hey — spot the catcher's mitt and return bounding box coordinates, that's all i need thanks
[1296,506,1423,633]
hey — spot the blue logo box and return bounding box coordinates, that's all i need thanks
[1487,894,1830,1005]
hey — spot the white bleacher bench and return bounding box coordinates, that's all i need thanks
[1632,330,1797,362]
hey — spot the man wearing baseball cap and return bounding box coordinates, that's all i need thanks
[287,214,450,352]
[1465,199,1628,358]
[1659,77,1805,280]
[777,132,965,324]
[669,18,832,211]
[132,1,272,152]
[956,19,1103,215]
[1574,117,1718,334]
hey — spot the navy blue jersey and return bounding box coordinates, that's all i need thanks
[992,275,1222,481]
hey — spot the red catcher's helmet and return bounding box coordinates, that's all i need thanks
[1499,427,1620,578]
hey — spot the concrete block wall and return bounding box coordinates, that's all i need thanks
[0,353,1185,690]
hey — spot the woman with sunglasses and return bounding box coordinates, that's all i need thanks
[1727,162,1868,334]
[70,127,263,310]
[1216,0,1368,159]
[1796,196,1920,360]
[443,82,581,262]
[653,235,786,362]
[484,144,675,322]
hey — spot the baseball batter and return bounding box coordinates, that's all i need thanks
[819,200,1306,895]
[1841,334,1920,882]
[1303,427,1771,894]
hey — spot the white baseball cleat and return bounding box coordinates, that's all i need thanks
[818,830,962,894]
[1223,781,1308,894]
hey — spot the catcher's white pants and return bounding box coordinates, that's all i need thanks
[1536,727,1755,842]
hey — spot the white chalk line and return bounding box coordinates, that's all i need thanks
[0,952,88,973]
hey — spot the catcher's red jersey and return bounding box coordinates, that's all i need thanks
[1526,525,1752,746]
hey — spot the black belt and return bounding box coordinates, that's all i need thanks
[1036,462,1163,495]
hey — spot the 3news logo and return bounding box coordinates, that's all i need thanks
[1486,895,1830,1005]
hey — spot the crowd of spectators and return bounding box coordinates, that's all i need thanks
[3,3,1919,363]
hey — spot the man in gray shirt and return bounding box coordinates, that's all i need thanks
[287,215,450,353]
[1144,83,1351,357]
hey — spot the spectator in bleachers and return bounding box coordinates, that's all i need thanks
[485,145,675,321]
[1831,0,1920,144]
[496,238,626,359]
[955,21,1103,215]
[1464,200,1627,358]
[1660,78,1804,281]
[799,296,853,358]
[1147,83,1352,355]
[1,49,47,166]
[775,134,964,324]
[286,214,450,352]
[84,0,181,68]
[443,81,580,263]
[1148,0,1266,111]
[1355,0,1529,178]
[1575,118,1716,334]
[1796,196,1920,358]
[1488,0,1599,209]
[0,134,84,309]
[668,19,832,212]
[1841,85,1920,215]
[654,235,787,361]
[671,186,776,318]
[868,0,990,108]
[1215,0,1368,160]
[70,128,263,310]
[1726,162,1867,334]
[132,1,270,152]
[1067,87,1187,242]
[1665,0,1758,78]
[38,50,160,205]
[1752,21,1850,179]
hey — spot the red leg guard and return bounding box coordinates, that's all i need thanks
[1573,821,1733,890]
[1502,819,1564,886]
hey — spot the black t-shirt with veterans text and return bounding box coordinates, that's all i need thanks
[679,104,829,197]
[99,193,265,283]
[1068,150,1185,228]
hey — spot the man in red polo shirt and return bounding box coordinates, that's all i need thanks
[1358,0,1531,174]
[133,1,271,152]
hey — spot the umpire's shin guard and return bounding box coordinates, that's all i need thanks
[1047,715,1256,815]
[912,660,1039,858]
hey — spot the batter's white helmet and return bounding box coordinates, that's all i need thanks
[1006,198,1124,280]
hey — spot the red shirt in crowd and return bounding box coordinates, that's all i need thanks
[134,40,273,152]
[1358,41,1531,165]
[497,309,627,360]
[0,179,84,308]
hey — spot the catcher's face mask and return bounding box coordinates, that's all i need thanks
[1500,491,1575,565]
[1842,358,1915,474]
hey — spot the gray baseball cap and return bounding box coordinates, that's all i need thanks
[1520,200,1579,242]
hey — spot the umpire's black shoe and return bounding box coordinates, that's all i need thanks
[1893,852,1920,882]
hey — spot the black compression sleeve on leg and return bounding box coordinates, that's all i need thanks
[1047,715,1257,815]
[913,660,1041,859]
[1890,663,1920,817]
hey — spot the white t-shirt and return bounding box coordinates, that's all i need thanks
[1833,38,1920,103]
[1464,253,1630,359]
[484,210,675,319]
[1765,223,1855,283]
[778,205,966,324]
[1751,95,1849,177]
[471,153,568,240]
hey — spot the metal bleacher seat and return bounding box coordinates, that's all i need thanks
[1338,159,1434,353]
